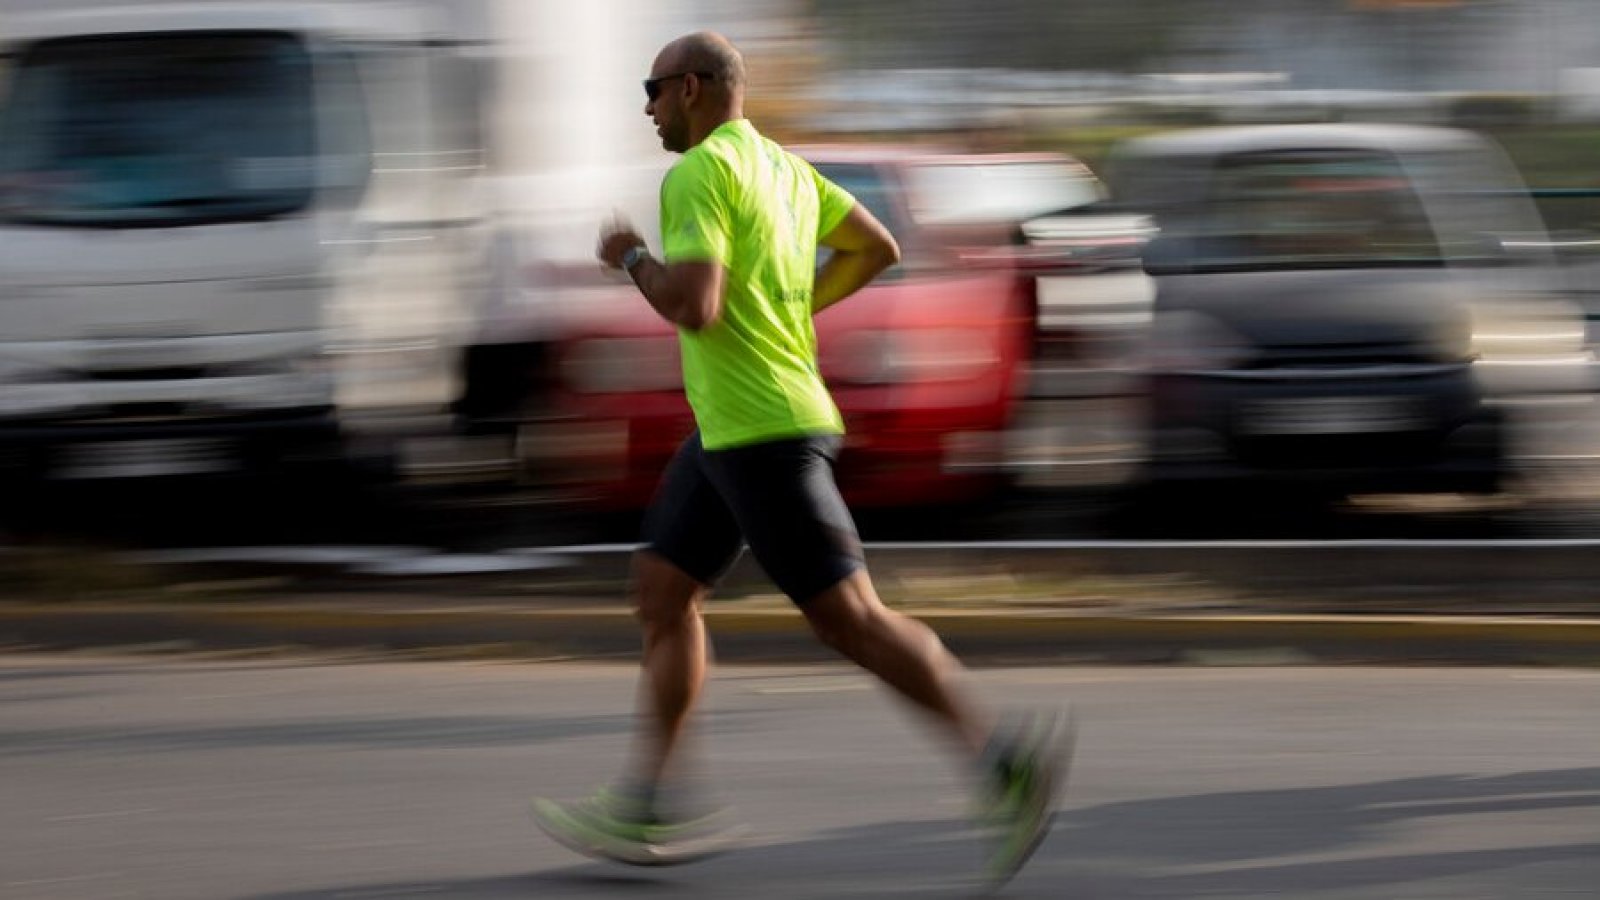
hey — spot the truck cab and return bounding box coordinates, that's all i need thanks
[0,2,459,482]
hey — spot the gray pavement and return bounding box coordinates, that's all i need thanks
[3,657,1597,899]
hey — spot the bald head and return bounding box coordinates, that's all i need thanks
[646,31,746,152]
[657,31,746,97]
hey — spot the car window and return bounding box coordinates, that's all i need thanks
[0,32,318,227]
[812,161,907,279]
[1191,150,1442,268]
[1403,150,1554,265]
[813,161,904,238]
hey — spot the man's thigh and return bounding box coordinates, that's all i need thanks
[640,432,745,589]
[703,435,864,604]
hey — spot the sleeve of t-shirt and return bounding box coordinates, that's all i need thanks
[812,164,857,240]
[660,153,733,266]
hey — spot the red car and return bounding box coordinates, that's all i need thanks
[534,146,1035,512]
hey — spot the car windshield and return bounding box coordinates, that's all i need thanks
[0,32,317,227]
[1189,151,1442,268]
[906,160,1102,225]
[813,161,904,237]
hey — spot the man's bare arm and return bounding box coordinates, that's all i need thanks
[813,203,901,314]
[628,257,724,331]
[598,220,725,331]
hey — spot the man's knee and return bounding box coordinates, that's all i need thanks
[800,572,885,654]
[632,550,708,631]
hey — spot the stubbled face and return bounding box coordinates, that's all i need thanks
[646,52,692,153]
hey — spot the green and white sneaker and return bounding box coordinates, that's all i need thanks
[977,711,1074,887]
[532,785,746,867]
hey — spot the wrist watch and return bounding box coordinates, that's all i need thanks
[621,244,650,273]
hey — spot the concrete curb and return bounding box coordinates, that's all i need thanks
[3,604,1599,665]
[85,539,1600,604]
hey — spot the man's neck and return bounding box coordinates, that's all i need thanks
[688,109,744,148]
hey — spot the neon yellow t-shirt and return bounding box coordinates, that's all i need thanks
[660,119,855,451]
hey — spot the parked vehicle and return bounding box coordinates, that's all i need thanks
[912,151,1155,396]
[1109,124,1592,499]
[532,146,1034,511]
[0,1,487,485]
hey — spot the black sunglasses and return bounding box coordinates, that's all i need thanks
[644,71,714,101]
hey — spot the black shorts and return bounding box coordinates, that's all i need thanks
[641,431,865,604]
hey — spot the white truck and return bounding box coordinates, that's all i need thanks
[0,1,484,484]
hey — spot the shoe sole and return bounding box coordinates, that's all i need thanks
[531,798,748,867]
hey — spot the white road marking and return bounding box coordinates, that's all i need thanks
[4,873,124,887]
[124,546,429,566]
[45,808,162,823]
[350,554,569,576]
[524,538,1600,552]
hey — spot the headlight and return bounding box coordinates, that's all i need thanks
[1143,311,1254,372]
[1470,299,1588,360]
[562,337,681,393]
[821,328,1000,385]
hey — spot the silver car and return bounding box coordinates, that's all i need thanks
[1111,124,1591,499]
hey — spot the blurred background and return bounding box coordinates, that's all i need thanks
[4,0,1600,556]
[7,11,1599,895]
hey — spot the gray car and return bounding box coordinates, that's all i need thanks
[1109,124,1590,499]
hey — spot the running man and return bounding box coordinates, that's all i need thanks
[533,31,1066,885]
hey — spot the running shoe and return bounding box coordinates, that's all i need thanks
[977,710,1074,886]
[532,784,745,866]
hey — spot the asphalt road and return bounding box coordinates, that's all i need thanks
[3,657,1597,899]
